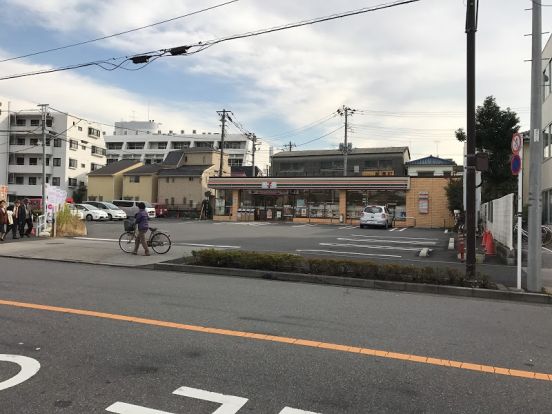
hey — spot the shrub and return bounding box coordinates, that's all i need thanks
[188,250,494,289]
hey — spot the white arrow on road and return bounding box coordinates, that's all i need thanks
[280,407,321,414]
[173,386,248,414]
[106,402,175,413]
[0,354,41,391]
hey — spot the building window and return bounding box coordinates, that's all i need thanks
[417,171,435,177]
[544,60,551,101]
[91,146,106,156]
[54,138,62,147]
[172,142,190,149]
[46,158,50,166]
[150,141,167,150]
[30,138,39,146]
[88,127,101,137]
[228,159,243,167]
[69,158,77,169]
[69,139,79,150]
[46,176,50,184]
[30,119,40,126]
[16,119,26,126]
[107,142,123,150]
[91,163,102,171]
[53,158,61,167]
[544,124,551,160]
[129,176,140,183]
[126,142,145,150]
[68,178,77,187]
[29,158,38,165]
[189,177,194,181]
[52,177,60,186]
[7,174,15,184]
[17,138,25,146]
[16,157,24,165]
[223,141,246,149]
[15,176,24,185]
[46,119,52,127]
[28,177,37,185]
[78,126,83,131]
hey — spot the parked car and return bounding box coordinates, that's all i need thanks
[75,203,110,221]
[359,205,393,229]
[153,203,168,218]
[67,204,84,220]
[111,200,156,219]
[85,201,127,220]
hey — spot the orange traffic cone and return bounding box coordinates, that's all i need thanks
[485,232,496,256]
[481,230,488,248]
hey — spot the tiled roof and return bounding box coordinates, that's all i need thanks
[272,147,409,158]
[88,160,141,176]
[122,164,164,175]
[405,155,456,166]
[158,165,211,177]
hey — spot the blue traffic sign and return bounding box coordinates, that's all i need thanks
[511,154,521,175]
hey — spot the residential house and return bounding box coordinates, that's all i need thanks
[87,159,143,201]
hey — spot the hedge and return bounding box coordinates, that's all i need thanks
[188,249,493,289]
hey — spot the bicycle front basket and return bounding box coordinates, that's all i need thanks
[123,218,136,232]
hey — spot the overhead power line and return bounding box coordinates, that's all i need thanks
[0,0,239,64]
[0,0,420,81]
[296,126,344,147]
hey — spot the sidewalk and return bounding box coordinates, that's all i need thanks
[0,237,197,267]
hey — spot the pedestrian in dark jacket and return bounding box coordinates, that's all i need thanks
[11,200,24,239]
[0,200,7,241]
[20,198,33,237]
[133,202,150,256]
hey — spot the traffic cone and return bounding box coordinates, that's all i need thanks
[485,232,496,256]
[481,230,488,248]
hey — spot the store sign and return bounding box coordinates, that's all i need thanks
[418,192,429,214]
[0,185,7,201]
[261,181,277,189]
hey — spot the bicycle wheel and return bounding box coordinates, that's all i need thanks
[542,226,552,245]
[151,232,171,254]
[119,232,136,253]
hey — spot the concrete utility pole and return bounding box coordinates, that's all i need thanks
[284,141,295,152]
[217,109,228,177]
[528,0,543,292]
[38,103,48,215]
[338,105,355,177]
[250,133,257,177]
[464,0,478,279]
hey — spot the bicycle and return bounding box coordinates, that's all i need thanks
[513,222,552,246]
[119,226,172,254]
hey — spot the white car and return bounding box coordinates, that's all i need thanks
[84,201,127,220]
[67,204,84,220]
[75,203,110,221]
[359,205,393,229]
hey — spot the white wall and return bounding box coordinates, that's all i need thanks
[481,193,514,250]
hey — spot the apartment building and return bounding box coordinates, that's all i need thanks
[541,35,552,224]
[103,120,272,175]
[0,104,107,201]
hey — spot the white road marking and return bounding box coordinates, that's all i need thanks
[297,249,401,258]
[175,243,241,249]
[338,226,356,229]
[0,354,41,391]
[106,402,174,414]
[337,237,437,246]
[444,229,449,234]
[280,408,321,414]
[388,228,397,232]
[173,386,249,414]
[398,228,407,232]
[321,242,421,251]
[74,237,118,242]
[350,234,439,241]
[292,224,317,227]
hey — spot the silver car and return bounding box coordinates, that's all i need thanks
[85,201,127,220]
[359,205,393,229]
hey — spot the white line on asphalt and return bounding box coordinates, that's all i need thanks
[280,408,321,414]
[388,228,397,232]
[175,243,241,249]
[444,229,449,234]
[292,224,317,227]
[337,237,437,246]
[0,354,41,391]
[321,242,421,251]
[398,228,407,232]
[106,402,174,414]
[350,234,439,241]
[74,237,118,242]
[296,249,402,258]
[173,386,249,414]
[338,226,356,229]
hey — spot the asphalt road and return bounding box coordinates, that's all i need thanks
[84,219,522,286]
[1,258,551,413]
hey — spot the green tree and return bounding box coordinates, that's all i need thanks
[445,178,463,214]
[455,96,519,203]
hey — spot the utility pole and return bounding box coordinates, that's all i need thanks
[250,133,257,177]
[217,109,229,177]
[464,0,478,279]
[338,105,355,176]
[38,103,48,216]
[528,0,543,292]
[284,141,295,152]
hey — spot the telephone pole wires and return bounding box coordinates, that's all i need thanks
[337,105,355,176]
[284,141,296,152]
[528,0,543,291]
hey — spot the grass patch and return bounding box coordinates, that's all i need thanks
[188,249,494,289]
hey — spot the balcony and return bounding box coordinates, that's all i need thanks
[9,145,52,155]
[7,184,42,197]
[8,165,45,174]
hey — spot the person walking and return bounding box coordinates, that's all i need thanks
[12,200,24,239]
[133,202,150,256]
[6,203,14,239]
[0,200,8,241]
[20,198,33,237]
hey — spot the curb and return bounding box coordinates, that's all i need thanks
[153,262,552,305]
[0,254,156,270]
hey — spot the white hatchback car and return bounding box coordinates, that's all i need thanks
[85,201,127,220]
[75,203,110,221]
[359,205,393,229]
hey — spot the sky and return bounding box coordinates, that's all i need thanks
[0,0,551,164]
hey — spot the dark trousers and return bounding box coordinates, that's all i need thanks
[25,219,33,235]
[134,230,149,254]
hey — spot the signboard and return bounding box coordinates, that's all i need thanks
[511,132,522,154]
[511,154,521,176]
[418,192,429,214]
[0,185,7,201]
[261,181,277,189]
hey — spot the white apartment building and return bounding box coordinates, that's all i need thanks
[0,103,106,201]
[104,121,272,175]
[541,36,552,225]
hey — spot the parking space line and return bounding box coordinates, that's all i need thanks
[296,249,402,258]
[337,238,437,246]
[320,243,420,251]
[388,228,397,232]
[175,243,241,249]
[0,299,549,383]
[350,234,440,241]
[399,228,407,232]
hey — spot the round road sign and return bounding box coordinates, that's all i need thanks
[511,154,521,175]
[511,133,522,154]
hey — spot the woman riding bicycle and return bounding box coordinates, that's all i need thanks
[133,202,150,256]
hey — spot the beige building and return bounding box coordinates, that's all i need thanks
[121,164,162,203]
[87,160,143,202]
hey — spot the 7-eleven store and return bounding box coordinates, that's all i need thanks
[208,176,411,226]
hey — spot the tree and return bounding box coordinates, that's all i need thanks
[455,96,519,203]
[445,178,463,214]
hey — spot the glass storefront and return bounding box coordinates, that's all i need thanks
[346,190,406,220]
